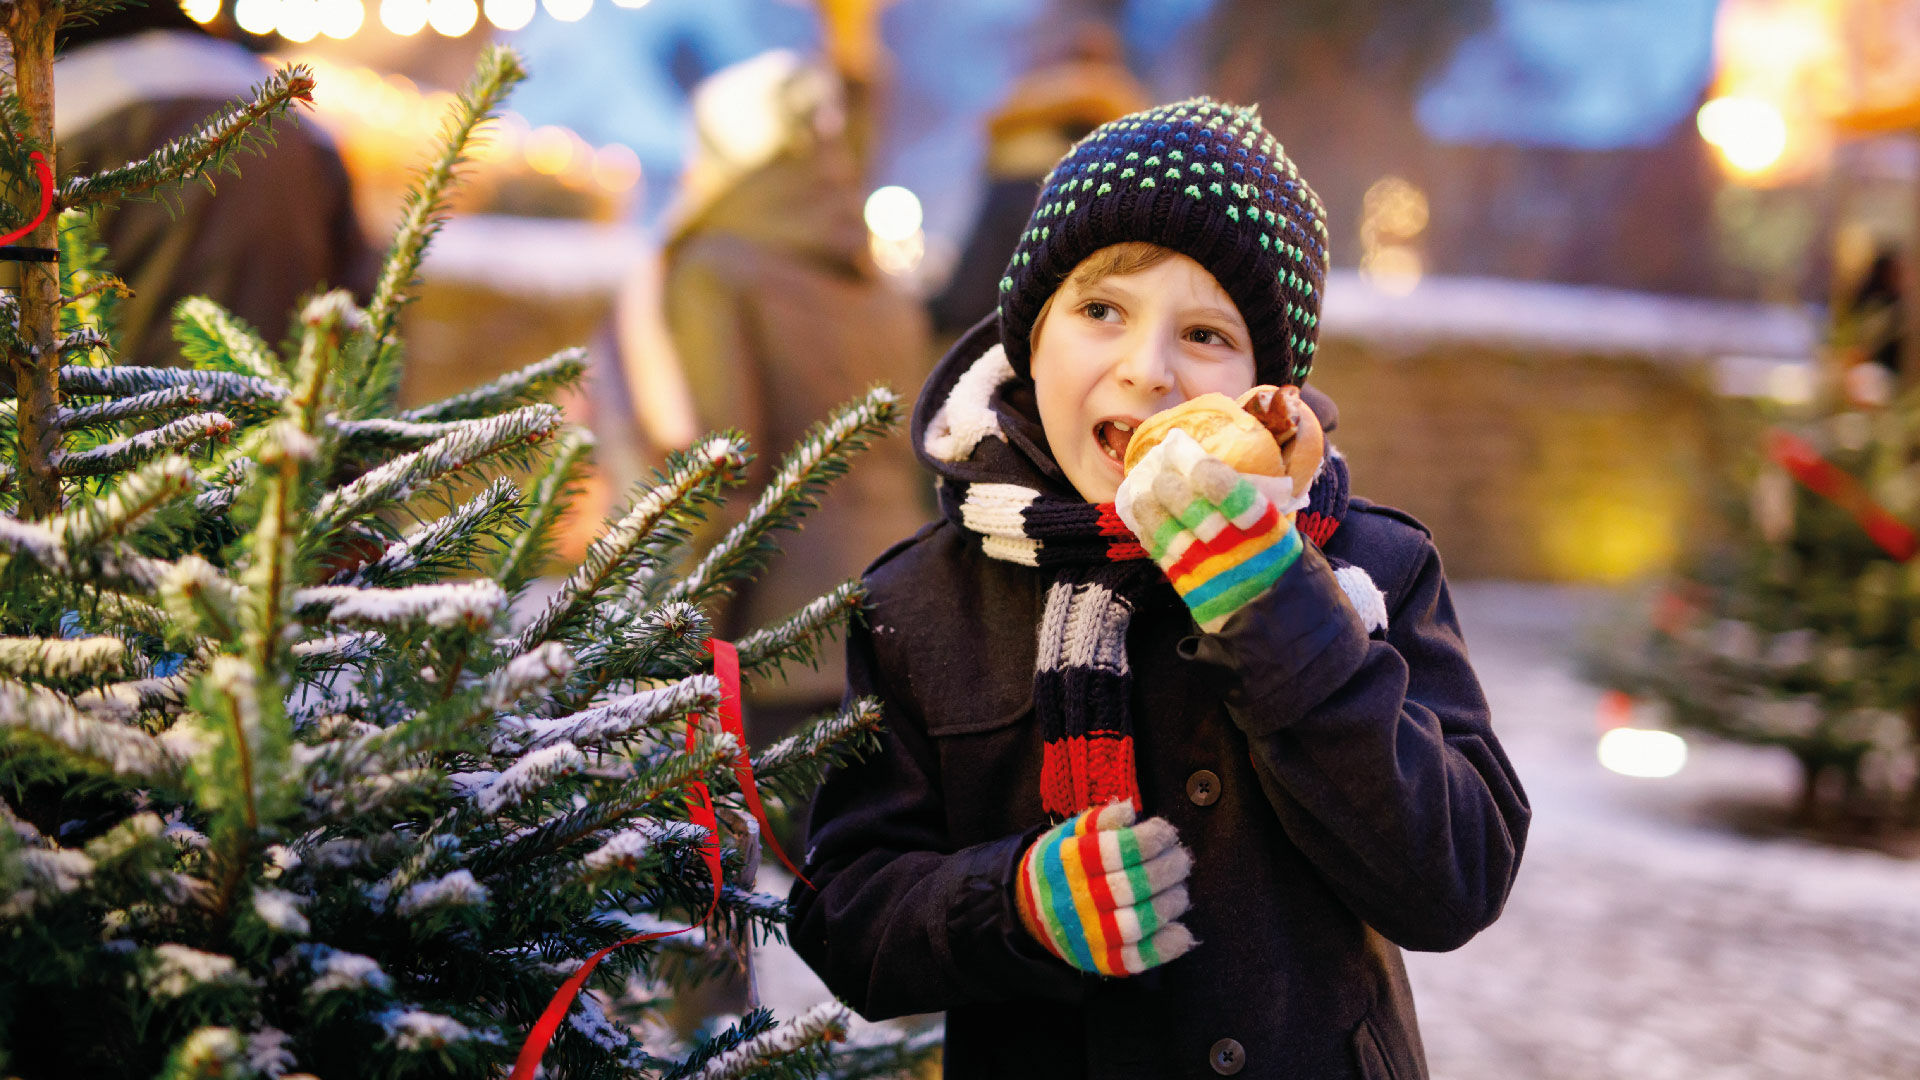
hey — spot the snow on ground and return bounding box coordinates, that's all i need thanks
[750,582,1920,1078]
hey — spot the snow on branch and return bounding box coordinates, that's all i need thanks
[514,434,748,652]
[481,641,573,709]
[0,677,186,781]
[398,347,586,424]
[0,635,125,680]
[688,1001,850,1080]
[335,477,520,587]
[54,412,235,478]
[668,388,899,607]
[296,581,507,631]
[59,66,318,212]
[307,404,561,538]
[471,741,586,815]
[52,456,198,550]
[497,673,719,753]
[57,364,286,405]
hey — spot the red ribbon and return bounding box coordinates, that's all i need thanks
[0,151,54,247]
[1766,428,1918,562]
[509,638,813,1079]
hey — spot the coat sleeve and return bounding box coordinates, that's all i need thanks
[1186,536,1531,952]
[786,612,1085,1020]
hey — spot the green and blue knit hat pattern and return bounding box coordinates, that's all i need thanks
[996,97,1331,387]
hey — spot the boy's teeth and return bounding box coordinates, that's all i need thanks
[1113,420,1133,433]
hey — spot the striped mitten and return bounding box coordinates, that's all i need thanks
[1114,427,1304,633]
[1013,798,1197,977]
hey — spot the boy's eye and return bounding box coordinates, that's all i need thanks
[1186,327,1227,346]
[1080,301,1116,322]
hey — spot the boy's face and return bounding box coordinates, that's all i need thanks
[1030,248,1257,503]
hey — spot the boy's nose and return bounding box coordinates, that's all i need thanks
[1113,337,1174,398]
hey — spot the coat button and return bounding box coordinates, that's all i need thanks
[1209,1037,1245,1075]
[1186,769,1221,807]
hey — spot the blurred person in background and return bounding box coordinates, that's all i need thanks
[54,5,374,367]
[654,48,934,850]
[927,20,1147,347]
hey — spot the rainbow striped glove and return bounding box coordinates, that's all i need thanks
[1114,427,1305,633]
[1013,798,1197,977]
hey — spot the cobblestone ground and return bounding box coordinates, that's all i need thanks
[1405,584,1920,1080]
[753,583,1920,1078]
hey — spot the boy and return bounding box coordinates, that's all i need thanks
[787,99,1529,1079]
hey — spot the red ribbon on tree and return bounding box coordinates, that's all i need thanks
[508,638,814,1079]
[0,151,54,247]
[1765,428,1919,562]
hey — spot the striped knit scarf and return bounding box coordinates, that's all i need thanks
[916,333,1380,819]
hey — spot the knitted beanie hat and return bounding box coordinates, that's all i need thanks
[995,98,1330,387]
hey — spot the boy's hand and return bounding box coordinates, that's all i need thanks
[1114,427,1305,633]
[1013,799,1196,977]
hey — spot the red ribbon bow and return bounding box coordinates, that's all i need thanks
[508,639,814,1079]
[0,151,53,247]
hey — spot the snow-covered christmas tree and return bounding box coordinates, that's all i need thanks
[1587,334,1920,827]
[0,10,936,1077]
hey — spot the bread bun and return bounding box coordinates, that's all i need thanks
[1122,392,1284,477]
[1121,385,1325,499]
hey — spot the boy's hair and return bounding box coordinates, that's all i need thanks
[995,98,1330,387]
[1027,241,1174,351]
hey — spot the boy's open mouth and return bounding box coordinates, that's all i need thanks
[1094,419,1137,464]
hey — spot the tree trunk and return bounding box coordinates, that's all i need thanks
[6,0,62,519]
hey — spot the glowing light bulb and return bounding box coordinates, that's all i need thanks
[1696,97,1788,175]
[180,0,222,24]
[483,0,533,29]
[319,0,364,37]
[1597,728,1688,779]
[541,0,589,21]
[592,143,643,192]
[234,0,278,35]
[524,126,575,175]
[276,0,323,42]
[380,0,429,35]
[863,185,922,243]
[427,0,477,34]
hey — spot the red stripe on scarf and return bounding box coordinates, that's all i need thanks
[1041,734,1141,817]
[1096,502,1149,561]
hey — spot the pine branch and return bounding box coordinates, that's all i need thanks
[731,581,864,687]
[496,426,593,595]
[171,297,280,381]
[58,364,287,405]
[0,677,186,783]
[706,698,883,809]
[306,404,562,542]
[52,455,197,549]
[552,601,708,714]
[160,556,247,644]
[665,389,900,608]
[57,385,208,432]
[0,635,125,680]
[328,416,469,454]
[52,412,234,477]
[57,66,317,212]
[396,347,585,424]
[682,1002,849,1080]
[353,47,527,412]
[193,458,253,518]
[496,674,720,754]
[57,326,109,359]
[72,668,198,721]
[331,477,520,588]
[513,435,748,653]
[466,733,738,876]
[295,581,508,631]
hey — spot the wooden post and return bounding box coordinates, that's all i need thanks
[5,0,62,519]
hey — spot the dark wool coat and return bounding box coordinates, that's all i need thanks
[787,350,1530,1080]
